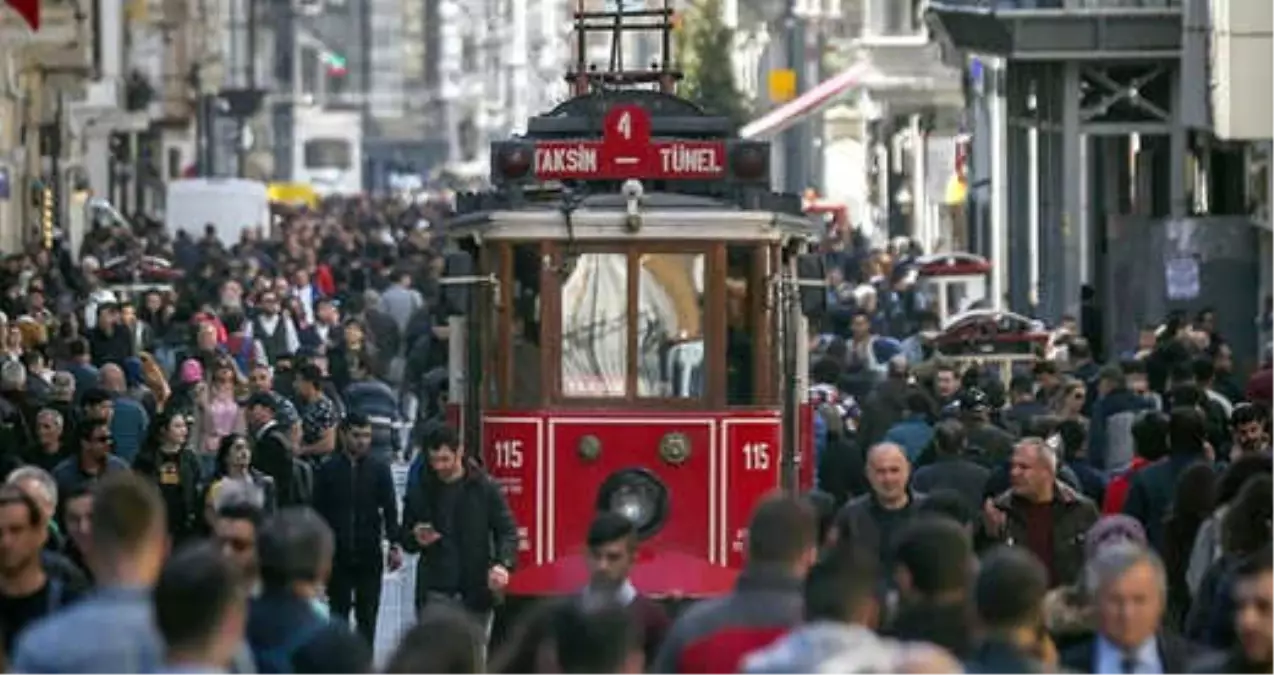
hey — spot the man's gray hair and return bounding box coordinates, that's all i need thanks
[1083,542,1167,601]
[0,361,26,391]
[37,408,63,429]
[8,466,59,513]
[1017,436,1058,474]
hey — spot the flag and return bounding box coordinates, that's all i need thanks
[4,0,39,31]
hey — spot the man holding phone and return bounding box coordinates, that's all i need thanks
[400,425,518,638]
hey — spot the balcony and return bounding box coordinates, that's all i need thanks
[925,0,1183,60]
[850,2,963,112]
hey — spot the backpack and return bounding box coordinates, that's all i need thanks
[253,620,328,674]
[290,458,314,506]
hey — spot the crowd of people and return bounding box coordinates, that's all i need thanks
[0,193,1262,674]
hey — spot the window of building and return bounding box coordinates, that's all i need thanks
[303,139,352,169]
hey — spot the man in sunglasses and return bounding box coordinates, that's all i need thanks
[50,419,130,504]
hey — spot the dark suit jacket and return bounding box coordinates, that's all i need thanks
[251,423,297,506]
[1060,632,1193,674]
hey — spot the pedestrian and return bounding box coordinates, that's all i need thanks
[580,512,671,664]
[911,418,990,515]
[401,424,517,637]
[886,516,978,659]
[384,605,487,674]
[1123,406,1213,552]
[1059,544,1192,673]
[11,473,168,672]
[245,507,370,674]
[742,544,913,673]
[653,495,815,673]
[832,442,927,569]
[312,413,402,645]
[550,598,647,674]
[984,437,1100,588]
[153,542,251,673]
[1189,546,1272,673]
[964,547,1056,673]
[50,418,130,502]
[0,485,84,652]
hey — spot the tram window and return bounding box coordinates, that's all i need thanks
[636,253,705,398]
[561,253,628,398]
[509,244,542,408]
[726,246,757,405]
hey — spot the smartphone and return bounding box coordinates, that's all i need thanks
[415,523,436,536]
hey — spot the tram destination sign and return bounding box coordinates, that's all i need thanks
[533,104,727,181]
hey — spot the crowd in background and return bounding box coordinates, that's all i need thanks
[0,196,1260,674]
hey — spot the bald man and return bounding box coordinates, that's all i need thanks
[832,442,928,569]
[95,366,149,465]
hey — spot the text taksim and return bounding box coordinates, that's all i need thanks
[536,144,599,175]
[659,144,723,176]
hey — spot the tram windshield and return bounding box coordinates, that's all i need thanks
[559,251,705,399]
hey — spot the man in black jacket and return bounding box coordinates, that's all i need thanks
[245,394,298,507]
[400,425,517,635]
[312,413,401,646]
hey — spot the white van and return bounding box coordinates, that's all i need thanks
[164,178,271,243]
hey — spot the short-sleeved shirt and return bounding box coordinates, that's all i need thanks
[268,391,300,431]
[299,394,338,445]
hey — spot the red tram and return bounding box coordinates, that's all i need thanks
[438,2,825,598]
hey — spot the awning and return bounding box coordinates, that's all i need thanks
[739,62,875,140]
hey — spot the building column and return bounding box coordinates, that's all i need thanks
[1060,60,1084,320]
[988,58,1009,312]
[1039,64,1063,322]
[909,114,928,246]
[1006,65,1032,315]
[1168,63,1188,218]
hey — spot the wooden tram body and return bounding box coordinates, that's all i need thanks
[440,2,823,598]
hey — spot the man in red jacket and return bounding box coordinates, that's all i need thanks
[582,512,670,665]
[651,496,817,673]
[1103,411,1169,514]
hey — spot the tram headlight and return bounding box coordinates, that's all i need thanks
[596,469,669,539]
[492,142,533,183]
[729,142,769,182]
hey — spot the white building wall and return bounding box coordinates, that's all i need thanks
[1210,0,1273,140]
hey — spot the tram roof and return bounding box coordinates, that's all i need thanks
[447,191,819,243]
